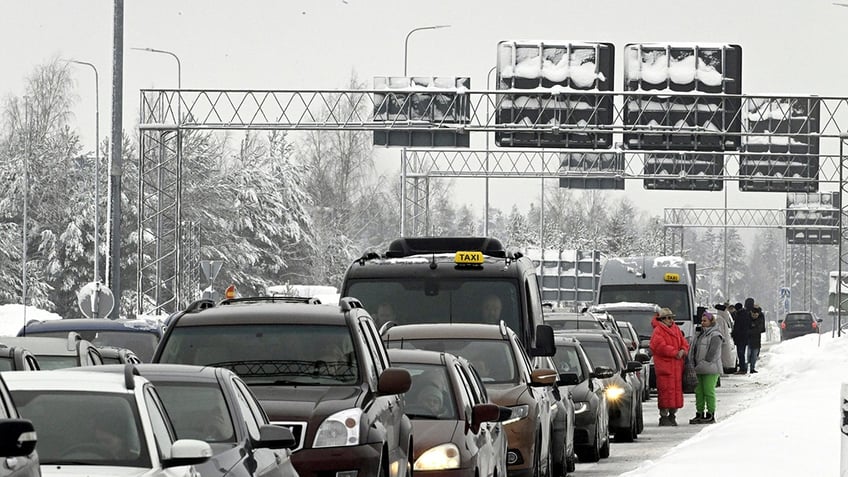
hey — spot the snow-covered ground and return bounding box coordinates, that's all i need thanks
[0,304,62,337]
[623,331,848,476]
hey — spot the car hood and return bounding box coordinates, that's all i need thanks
[40,465,166,477]
[250,384,364,421]
[411,420,460,460]
[483,382,530,407]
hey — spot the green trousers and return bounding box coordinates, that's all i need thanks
[694,373,720,413]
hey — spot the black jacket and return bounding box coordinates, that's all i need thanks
[731,298,755,345]
[748,307,766,348]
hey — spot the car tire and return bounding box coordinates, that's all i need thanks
[566,450,576,473]
[599,434,610,459]
[576,420,602,463]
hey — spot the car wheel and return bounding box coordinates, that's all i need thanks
[599,432,610,459]
[577,419,602,463]
[566,449,577,473]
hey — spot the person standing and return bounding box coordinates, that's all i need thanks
[713,303,734,374]
[731,299,752,374]
[688,311,723,424]
[747,306,766,373]
[650,307,690,426]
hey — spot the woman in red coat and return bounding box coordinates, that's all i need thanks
[649,307,690,426]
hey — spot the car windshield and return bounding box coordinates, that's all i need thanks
[604,310,656,339]
[552,345,585,382]
[785,314,813,323]
[26,330,159,362]
[387,338,518,384]
[11,390,150,468]
[158,324,359,385]
[546,317,605,332]
[578,340,617,371]
[599,285,691,322]
[346,278,523,337]
[35,355,79,370]
[154,382,236,443]
[396,363,458,420]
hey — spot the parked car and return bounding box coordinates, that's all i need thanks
[546,334,612,463]
[591,302,661,393]
[154,296,413,477]
[562,332,643,442]
[780,311,823,341]
[4,367,212,476]
[605,330,650,407]
[97,346,142,365]
[0,334,102,369]
[618,322,640,352]
[382,322,559,477]
[0,373,39,477]
[0,343,40,371]
[19,317,163,362]
[534,354,578,475]
[543,311,607,332]
[84,363,300,477]
[388,349,508,477]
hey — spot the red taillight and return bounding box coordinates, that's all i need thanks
[811,321,818,329]
[224,284,237,299]
[780,322,786,329]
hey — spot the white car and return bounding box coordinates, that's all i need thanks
[2,366,212,476]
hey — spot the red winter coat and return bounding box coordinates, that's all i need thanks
[649,316,690,409]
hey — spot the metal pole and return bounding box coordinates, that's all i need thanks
[403,25,450,76]
[107,0,124,317]
[839,137,845,337]
[22,96,30,326]
[400,147,407,236]
[484,66,496,236]
[67,60,101,283]
[724,178,728,299]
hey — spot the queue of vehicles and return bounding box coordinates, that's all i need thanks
[0,239,820,477]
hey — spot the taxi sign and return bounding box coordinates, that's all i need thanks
[455,251,484,264]
[664,273,681,282]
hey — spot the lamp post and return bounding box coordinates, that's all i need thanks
[131,47,181,90]
[403,25,450,76]
[67,60,101,283]
[485,66,496,235]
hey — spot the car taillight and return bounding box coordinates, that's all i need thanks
[780,322,786,329]
[811,321,818,329]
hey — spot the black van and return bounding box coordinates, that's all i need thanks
[340,236,554,356]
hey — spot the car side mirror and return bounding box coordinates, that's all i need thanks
[470,403,501,433]
[0,419,37,457]
[558,372,580,386]
[530,324,556,357]
[626,361,643,373]
[634,353,651,364]
[162,439,212,468]
[592,366,615,379]
[255,424,296,450]
[530,368,558,387]
[377,367,412,395]
[497,405,513,422]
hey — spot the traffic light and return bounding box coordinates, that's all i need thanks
[785,191,839,245]
[740,97,820,192]
[495,41,615,149]
[373,76,471,147]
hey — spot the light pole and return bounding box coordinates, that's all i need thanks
[403,25,450,76]
[485,66,496,235]
[66,60,101,283]
[131,47,181,90]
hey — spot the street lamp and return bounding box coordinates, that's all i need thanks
[131,47,181,89]
[66,59,101,283]
[403,25,450,76]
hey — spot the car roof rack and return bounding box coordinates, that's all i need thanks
[219,296,322,306]
[385,237,507,259]
[124,363,140,390]
[339,297,364,312]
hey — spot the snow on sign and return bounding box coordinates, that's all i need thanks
[785,191,839,245]
[495,40,615,150]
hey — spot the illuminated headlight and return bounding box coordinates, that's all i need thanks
[574,402,589,414]
[313,408,362,447]
[605,386,625,401]
[501,404,530,425]
[413,443,460,471]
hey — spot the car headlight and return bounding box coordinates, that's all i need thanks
[605,386,626,401]
[501,404,530,425]
[413,443,460,471]
[574,401,589,414]
[313,408,362,447]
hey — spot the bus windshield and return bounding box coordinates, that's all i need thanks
[598,284,692,322]
[345,278,522,336]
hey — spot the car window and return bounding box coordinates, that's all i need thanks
[154,382,236,443]
[234,378,271,426]
[232,380,262,440]
[0,357,13,372]
[401,363,457,420]
[577,339,618,371]
[387,338,518,384]
[27,330,160,362]
[786,313,813,323]
[553,344,585,382]
[546,318,605,331]
[144,387,176,461]
[35,355,79,370]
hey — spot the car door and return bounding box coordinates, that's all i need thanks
[232,378,290,477]
[453,361,492,474]
[0,377,39,477]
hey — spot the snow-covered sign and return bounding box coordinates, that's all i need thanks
[785,192,839,245]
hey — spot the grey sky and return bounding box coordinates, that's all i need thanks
[2,0,844,217]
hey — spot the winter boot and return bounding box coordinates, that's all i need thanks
[658,416,672,426]
[702,412,716,424]
[667,410,678,426]
[689,412,704,424]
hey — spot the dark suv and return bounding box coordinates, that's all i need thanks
[153,296,413,477]
[779,311,823,341]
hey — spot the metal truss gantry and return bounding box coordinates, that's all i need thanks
[138,89,848,316]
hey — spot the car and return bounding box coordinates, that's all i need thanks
[562,332,643,442]
[590,302,661,393]
[382,322,559,477]
[19,317,164,362]
[154,295,413,477]
[583,308,623,337]
[605,329,650,407]
[84,363,300,477]
[388,348,508,477]
[0,334,102,369]
[97,346,142,365]
[0,343,40,371]
[543,311,608,332]
[546,334,613,463]
[779,311,823,341]
[3,366,212,476]
[534,354,578,475]
[618,322,640,352]
[0,373,39,477]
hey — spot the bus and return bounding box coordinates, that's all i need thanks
[596,256,697,338]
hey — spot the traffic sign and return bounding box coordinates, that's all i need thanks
[200,260,223,282]
[78,281,115,319]
[779,287,791,298]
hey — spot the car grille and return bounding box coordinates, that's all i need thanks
[271,421,307,451]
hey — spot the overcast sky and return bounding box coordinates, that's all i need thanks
[2,0,845,218]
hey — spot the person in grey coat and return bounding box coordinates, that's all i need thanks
[689,311,724,424]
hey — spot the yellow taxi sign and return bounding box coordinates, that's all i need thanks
[455,251,484,264]
[664,273,680,282]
